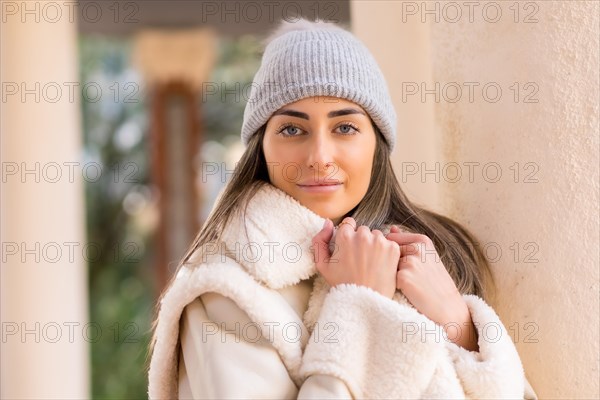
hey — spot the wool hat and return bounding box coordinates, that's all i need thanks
[240,18,397,152]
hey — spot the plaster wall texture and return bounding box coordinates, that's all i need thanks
[352,1,599,397]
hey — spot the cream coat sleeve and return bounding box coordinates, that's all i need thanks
[444,295,539,400]
[177,292,353,399]
[299,283,532,399]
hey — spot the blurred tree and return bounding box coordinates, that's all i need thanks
[79,35,154,399]
[79,32,262,399]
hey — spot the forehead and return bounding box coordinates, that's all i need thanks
[276,96,367,114]
[289,96,356,106]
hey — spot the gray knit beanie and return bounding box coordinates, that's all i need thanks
[241,18,397,152]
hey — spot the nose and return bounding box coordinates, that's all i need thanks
[305,129,335,172]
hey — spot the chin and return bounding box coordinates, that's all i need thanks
[307,204,347,222]
[282,185,351,218]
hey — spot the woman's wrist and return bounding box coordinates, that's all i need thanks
[444,303,480,352]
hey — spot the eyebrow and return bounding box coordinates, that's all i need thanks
[271,107,368,120]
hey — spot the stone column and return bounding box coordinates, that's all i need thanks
[1,2,90,398]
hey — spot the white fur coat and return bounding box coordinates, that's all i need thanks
[148,182,536,399]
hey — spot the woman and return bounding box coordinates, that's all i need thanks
[147,18,537,399]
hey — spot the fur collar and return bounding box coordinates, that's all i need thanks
[217,182,327,289]
[211,182,407,331]
[148,182,402,399]
[149,182,531,399]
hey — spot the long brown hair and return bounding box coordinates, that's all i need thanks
[145,121,495,370]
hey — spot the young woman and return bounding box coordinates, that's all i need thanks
[147,18,537,399]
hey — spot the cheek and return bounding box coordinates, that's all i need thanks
[345,139,375,188]
[262,139,297,185]
[344,157,372,194]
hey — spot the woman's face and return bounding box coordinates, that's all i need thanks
[262,96,377,225]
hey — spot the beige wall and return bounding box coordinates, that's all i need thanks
[351,3,443,213]
[352,1,599,398]
[1,3,90,399]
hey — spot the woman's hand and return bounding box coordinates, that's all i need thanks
[386,225,479,351]
[312,217,400,299]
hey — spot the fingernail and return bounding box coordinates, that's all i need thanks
[322,219,329,229]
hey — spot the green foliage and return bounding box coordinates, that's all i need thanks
[201,34,262,142]
[79,32,262,399]
[80,34,153,399]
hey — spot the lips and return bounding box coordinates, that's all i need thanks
[296,181,343,194]
[297,181,342,186]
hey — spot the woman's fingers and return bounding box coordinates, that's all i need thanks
[386,228,435,262]
[386,230,431,246]
[311,219,334,268]
[399,244,420,257]
[316,217,400,299]
[337,217,357,231]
